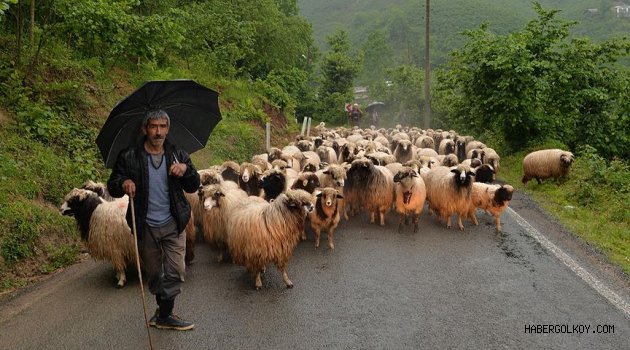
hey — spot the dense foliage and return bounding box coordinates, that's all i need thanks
[434,4,630,159]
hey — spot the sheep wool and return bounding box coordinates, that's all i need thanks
[467,183,514,231]
[308,188,344,249]
[393,167,427,233]
[227,189,314,290]
[522,149,575,184]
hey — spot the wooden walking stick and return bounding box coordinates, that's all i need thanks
[130,198,155,350]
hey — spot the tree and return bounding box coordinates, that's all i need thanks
[317,30,361,123]
[359,30,393,86]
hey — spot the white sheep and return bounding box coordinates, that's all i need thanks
[466,183,514,231]
[307,188,344,249]
[227,189,314,290]
[60,188,133,288]
[393,167,427,233]
[424,165,476,231]
[522,149,575,184]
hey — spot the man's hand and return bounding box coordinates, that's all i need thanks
[122,179,136,198]
[169,163,187,177]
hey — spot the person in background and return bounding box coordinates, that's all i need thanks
[107,109,200,331]
[348,103,363,127]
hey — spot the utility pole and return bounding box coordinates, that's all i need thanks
[423,0,431,129]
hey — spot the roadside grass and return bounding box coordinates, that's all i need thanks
[498,148,630,275]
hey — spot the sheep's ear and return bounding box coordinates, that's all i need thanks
[467,171,476,177]
[316,192,323,198]
[393,173,402,182]
[336,193,344,199]
[323,170,331,175]
[411,170,419,177]
[450,168,459,174]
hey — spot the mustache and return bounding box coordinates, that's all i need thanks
[153,135,164,140]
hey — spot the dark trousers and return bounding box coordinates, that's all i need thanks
[140,219,186,303]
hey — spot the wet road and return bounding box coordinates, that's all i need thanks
[1,193,628,349]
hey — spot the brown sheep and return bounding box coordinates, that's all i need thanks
[307,188,344,249]
[466,183,514,231]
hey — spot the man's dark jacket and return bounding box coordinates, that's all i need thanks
[107,140,200,238]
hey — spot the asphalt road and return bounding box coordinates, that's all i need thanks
[0,192,628,350]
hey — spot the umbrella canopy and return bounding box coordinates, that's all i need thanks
[96,80,222,168]
[366,101,385,113]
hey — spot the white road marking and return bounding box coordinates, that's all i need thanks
[507,207,630,318]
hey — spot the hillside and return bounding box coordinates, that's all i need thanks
[298,0,630,68]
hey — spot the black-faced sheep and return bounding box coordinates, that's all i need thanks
[344,158,394,226]
[393,140,415,164]
[438,139,456,156]
[60,188,133,288]
[220,161,240,183]
[227,189,314,290]
[522,149,575,184]
[260,168,287,201]
[424,165,476,231]
[307,188,344,249]
[291,172,321,194]
[474,164,496,184]
[466,183,514,231]
[393,167,427,233]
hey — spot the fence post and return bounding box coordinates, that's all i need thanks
[266,122,271,151]
[300,117,308,136]
[306,117,312,137]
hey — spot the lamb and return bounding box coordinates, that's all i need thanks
[522,149,575,184]
[466,183,514,231]
[316,164,348,220]
[60,188,133,288]
[307,188,344,249]
[227,189,314,290]
[344,158,394,226]
[393,167,427,233]
[198,184,248,262]
[424,165,476,230]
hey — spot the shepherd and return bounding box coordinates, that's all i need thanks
[348,103,363,127]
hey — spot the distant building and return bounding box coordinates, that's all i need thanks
[583,8,599,17]
[612,3,630,18]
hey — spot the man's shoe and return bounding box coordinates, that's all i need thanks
[154,314,195,331]
[148,308,159,327]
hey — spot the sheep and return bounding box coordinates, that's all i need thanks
[296,140,313,152]
[424,165,476,231]
[260,168,287,201]
[251,153,271,172]
[198,184,248,262]
[393,140,415,164]
[522,149,575,184]
[291,172,321,194]
[466,183,514,231]
[460,158,482,169]
[80,180,115,201]
[438,139,456,156]
[344,158,394,226]
[416,147,438,158]
[220,161,240,183]
[393,167,427,233]
[227,189,314,290]
[198,168,223,186]
[366,151,397,166]
[306,188,344,249]
[455,136,468,162]
[239,162,263,196]
[440,153,459,167]
[467,148,485,161]
[474,164,496,184]
[60,188,133,288]
[482,147,501,173]
[316,164,348,220]
[317,146,338,165]
[268,147,283,163]
[465,141,486,155]
[414,135,435,150]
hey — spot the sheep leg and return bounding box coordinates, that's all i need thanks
[255,271,263,290]
[314,228,321,249]
[446,215,452,229]
[413,215,419,233]
[398,213,405,233]
[370,211,376,224]
[327,228,335,250]
[216,252,224,263]
[115,270,126,288]
[457,215,465,231]
[301,229,307,241]
[279,267,294,289]
[379,210,386,226]
[495,215,502,232]
[536,177,542,184]
[470,211,479,226]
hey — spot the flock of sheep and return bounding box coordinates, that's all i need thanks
[59,123,575,290]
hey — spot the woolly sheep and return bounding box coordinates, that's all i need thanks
[465,141,486,155]
[466,183,514,231]
[227,189,314,290]
[60,188,133,288]
[291,172,321,194]
[393,167,427,233]
[344,158,394,226]
[482,147,500,173]
[307,188,344,249]
[474,164,496,184]
[239,162,263,196]
[220,161,240,183]
[522,149,575,184]
[424,165,476,231]
[393,140,415,164]
[438,139,456,156]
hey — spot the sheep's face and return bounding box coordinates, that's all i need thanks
[323,167,346,187]
[393,168,419,183]
[302,162,318,173]
[451,167,475,187]
[297,140,312,152]
[494,185,514,204]
[271,159,289,171]
[444,141,455,155]
[442,154,459,167]
[60,188,100,216]
[317,189,343,208]
[560,153,575,167]
[240,166,260,184]
[200,185,224,210]
[398,140,412,153]
[470,158,482,168]
[284,189,314,214]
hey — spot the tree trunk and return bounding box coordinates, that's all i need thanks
[30,0,34,46]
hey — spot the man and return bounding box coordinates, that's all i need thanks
[107,109,200,331]
[349,103,362,127]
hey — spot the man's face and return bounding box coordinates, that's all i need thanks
[143,117,169,148]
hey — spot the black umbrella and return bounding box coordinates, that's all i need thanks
[366,101,385,113]
[96,79,222,168]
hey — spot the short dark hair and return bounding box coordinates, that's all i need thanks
[143,109,170,127]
